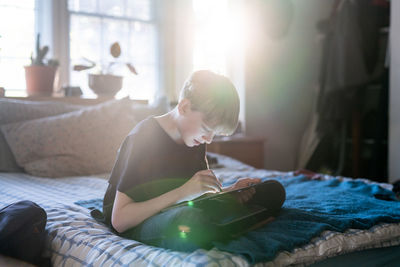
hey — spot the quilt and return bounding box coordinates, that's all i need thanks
[1,154,400,266]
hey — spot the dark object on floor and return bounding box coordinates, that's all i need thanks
[63,85,82,96]
[0,200,49,266]
[373,193,397,201]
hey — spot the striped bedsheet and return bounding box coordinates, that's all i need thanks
[1,154,399,266]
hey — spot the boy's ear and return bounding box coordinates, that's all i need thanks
[177,98,191,115]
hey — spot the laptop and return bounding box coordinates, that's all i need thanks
[161,179,286,231]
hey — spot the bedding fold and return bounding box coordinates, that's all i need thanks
[215,175,400,263]
[75,175,400,263]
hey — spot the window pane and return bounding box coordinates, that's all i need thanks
[126,0,152,20]
[0,7,35,57]
[68,0,98,13]
[70,15,102,96]
[124,64,156,100]
[127,22,157,99]
[0,58,30,90]
[0,0,35,9]
[68,0,152,20]
[129,22,156,65]
[99,0,124,17]
[102,18,130,64]
[0,1,35,91]
[70,15,102,63]
[69,11,158,100]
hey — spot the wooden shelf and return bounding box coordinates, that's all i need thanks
[3,96,148,106]
[207,134,265,168]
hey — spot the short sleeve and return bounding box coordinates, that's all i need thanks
[108,133,153,195]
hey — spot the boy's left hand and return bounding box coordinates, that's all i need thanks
[226,177,262,204]
[231,177,262,191]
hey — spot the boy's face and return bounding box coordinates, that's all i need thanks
[178,101,215,147]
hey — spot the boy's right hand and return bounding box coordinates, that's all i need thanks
[179,169,222,201]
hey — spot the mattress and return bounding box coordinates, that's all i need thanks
[1,154,399,266]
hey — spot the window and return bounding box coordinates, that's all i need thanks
[0,0,158,99]
[192,0,245,76]
[0,0,36,96]
[68,0,158,100]
[191,0,246,123]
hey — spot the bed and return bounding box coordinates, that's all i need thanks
[1,97,400,266]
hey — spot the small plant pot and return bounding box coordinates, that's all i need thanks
[88,74,123,96]
[24,65,57,96]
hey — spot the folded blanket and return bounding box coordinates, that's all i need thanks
[215,175,400,263]
[75,175,400,263]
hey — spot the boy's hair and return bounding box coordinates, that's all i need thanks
[179,70,240,135]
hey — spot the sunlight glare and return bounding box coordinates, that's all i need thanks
[192,0,245,76]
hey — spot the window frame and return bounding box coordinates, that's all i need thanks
[3,0,161,100]
[66,0,160,100]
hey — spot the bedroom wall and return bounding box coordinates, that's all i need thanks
[389,1,400,184]
[244,0,333,171]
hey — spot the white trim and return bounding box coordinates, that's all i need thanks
[389,1,400,183]
[34,0,69,93]
[51,0,70,93]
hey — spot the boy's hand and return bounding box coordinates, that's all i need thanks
[179,169,222,201]
[228,177,262,204]
[230,177,262,191]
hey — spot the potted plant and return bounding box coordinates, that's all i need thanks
[73,42,138,96]
[24,33,59,96]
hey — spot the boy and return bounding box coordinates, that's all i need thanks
[103,70,265,249]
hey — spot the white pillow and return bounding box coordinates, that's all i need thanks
[0,99,83,172]
[1,99,137,177]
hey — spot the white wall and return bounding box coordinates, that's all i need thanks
[389,1,400,183]
[244,0,332,171]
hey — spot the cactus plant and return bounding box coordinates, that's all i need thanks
[30,33,59,67]
[25,33,59,96]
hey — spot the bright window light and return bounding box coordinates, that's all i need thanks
[69,0,158,100]
[192,0,245,76]
[0,0,36,94]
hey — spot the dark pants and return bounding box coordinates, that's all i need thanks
[122,179,286,251]
[122,206,220,251]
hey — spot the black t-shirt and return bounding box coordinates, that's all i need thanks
[103,117,207,222]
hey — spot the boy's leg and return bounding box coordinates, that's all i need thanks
[219,180,285,236]
[248,179,286,212]
[122,206,218,251]
[120,180,285,251]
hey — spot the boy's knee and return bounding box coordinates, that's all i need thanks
[161,206,217,251]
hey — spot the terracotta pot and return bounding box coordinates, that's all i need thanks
[24,65,57,96]
[88,74,123,96]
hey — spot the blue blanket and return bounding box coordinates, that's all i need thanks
[75,175,400,263]
[214,175,400,263]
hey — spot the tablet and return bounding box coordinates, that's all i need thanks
[161,179,285,213]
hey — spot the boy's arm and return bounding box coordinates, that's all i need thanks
[111,169,222,233]
[111,187,184,233]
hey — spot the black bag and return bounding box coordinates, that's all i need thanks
[0,200,48,265]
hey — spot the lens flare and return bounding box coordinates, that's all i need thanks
[178,225,191,239]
